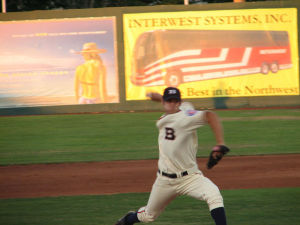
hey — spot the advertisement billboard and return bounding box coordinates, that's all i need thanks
[124,8,299,100]
[0,17,119,108]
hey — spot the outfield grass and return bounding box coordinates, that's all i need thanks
[0,187,299,225]
[0,109,299,165]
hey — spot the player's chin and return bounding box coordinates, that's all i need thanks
[163,105,172,111]
[165,107,178,114]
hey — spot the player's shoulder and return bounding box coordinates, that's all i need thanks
[184,109,199,117]
[179,102,195,111]
[179,102,202,117]
[158,114,167,120]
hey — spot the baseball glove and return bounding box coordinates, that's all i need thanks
[207,145,230,169]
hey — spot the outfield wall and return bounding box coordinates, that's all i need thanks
[0,1,299,115]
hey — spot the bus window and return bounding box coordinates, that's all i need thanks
[137,45,145,60]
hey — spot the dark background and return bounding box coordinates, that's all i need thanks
[2,0,271,12]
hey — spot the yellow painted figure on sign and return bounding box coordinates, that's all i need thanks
[75,42,108,104]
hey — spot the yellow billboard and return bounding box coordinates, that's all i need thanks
[123,8,299,100]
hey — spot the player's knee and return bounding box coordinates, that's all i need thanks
[207,194,224,211]
[137,206,159,223]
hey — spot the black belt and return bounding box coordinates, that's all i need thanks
[158,169,188,179]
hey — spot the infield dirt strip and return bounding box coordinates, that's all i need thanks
[0,154,300,199]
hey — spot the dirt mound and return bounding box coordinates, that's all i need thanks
[1,154,300,199]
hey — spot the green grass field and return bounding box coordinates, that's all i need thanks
[0,188,299,225]
[0,108,299,225]
[0,109,299,165]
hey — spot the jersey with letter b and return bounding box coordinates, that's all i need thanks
[156,109,205,173]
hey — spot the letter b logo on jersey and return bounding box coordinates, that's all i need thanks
[165,127,175,140]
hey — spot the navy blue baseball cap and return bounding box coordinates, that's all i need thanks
[163,87,181,101]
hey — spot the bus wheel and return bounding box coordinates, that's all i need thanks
[270,62,279,73]
[165,71,182,87]
[261,62,269,74]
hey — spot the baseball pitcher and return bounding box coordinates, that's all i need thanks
[115,87,230,225]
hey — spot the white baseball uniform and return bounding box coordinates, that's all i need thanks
[137,103,224,223]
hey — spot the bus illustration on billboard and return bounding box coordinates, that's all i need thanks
[130,30,292,87]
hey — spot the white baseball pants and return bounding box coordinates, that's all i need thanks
[137,172,224,223]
